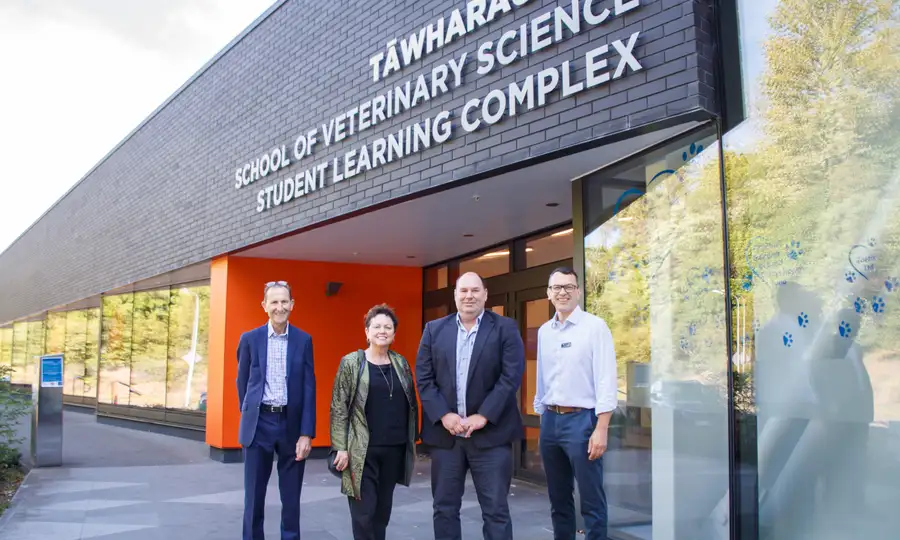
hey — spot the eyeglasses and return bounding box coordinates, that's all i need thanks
[548,284,578,293]
[264,281,292,299]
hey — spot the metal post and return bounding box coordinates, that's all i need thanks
[31,354,63,467]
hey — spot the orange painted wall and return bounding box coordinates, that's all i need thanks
[206,255,423,450]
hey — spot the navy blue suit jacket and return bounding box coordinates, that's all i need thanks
[236,323,316,447]
[415,310,525,449]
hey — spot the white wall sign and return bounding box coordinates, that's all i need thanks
[232,0,646,213]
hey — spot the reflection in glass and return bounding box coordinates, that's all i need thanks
[64,310,87,397]
[459,246,510,279]
[523,299,550,417]
[167,285,210,411]
[425,265,449,291]
[584,129,728,539]
[130,290,169,408]
[526,228,574,268]
[424,305,449,324]
[99,294,134,405]
[45,312,66,355]
[0,327,12,376]
[728,2,900,538]
[24,320,44,386]
[83,308,100,399]
[11,322,27,384]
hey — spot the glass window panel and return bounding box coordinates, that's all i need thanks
[727,3,900,537]
[167,285,210,412]
[526,228,574,268]
[523,298,549,417]
[99,294,134,405]
[130,290,169,409]
[584,128,727,538]
[459,246,510,279]
[83,308,100,399]
[0,327,12,379]
[424,305,449,324]
[64,310,88,397]
[425,266,448,291]
[11,322,28,384]
[44,312,66,354]
[24,320,44,387]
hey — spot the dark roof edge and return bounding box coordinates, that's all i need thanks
[0,0,291,259]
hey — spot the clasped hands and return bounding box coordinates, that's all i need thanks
[441,412,487,437]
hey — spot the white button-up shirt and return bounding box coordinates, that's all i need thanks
[262,321,289,406]
[533,305,617,416]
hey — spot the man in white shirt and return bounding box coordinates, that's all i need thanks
[534,267,617,540]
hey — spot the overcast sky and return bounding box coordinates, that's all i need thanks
[0,0,275,253]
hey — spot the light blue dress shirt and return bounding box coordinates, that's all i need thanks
[533,305,617,415]
[262,321,289,406]
[455,310,484,419]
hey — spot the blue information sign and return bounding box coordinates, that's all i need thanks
[40,355,63,388]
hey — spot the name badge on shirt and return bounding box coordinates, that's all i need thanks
[561,342,572,348]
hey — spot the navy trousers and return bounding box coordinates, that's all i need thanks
[540,409,608,540]
[243,410,306,540]
[431,438,513,540]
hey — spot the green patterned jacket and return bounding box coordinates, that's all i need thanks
[329,349,419,499]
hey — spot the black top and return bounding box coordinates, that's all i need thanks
[365,362,409,446]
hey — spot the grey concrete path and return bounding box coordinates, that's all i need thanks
[1,410,558,539]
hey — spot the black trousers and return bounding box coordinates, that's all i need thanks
[348,444,405,540]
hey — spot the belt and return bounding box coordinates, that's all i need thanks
[546,405,586,414]
[260,404,286,413]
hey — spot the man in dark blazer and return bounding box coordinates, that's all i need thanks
[237,281,316,540]
[415,271,525,540]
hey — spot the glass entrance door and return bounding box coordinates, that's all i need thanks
[516,287,553,482]
[486,283,557,482]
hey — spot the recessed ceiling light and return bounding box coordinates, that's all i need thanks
[546,202,559,207]
[463,234,474,237]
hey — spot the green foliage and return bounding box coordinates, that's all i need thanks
[585,0,900,419]
[727,0,900,361]
[0,365,30,469]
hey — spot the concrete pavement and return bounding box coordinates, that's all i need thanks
[0,410,558,539]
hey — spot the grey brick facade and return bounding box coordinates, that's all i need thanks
[0,0,717,324]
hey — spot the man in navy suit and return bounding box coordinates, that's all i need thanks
[415,271,525,540]
[237,280,316,540]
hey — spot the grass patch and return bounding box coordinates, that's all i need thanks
[0,465,24,516]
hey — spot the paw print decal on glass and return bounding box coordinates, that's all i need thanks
[682,142,704,162]
[872,296,886,313]
[854,297,867,314]
[786,240,804,261]
[783,332,793,347]
[839,321,852,337]
[868,237,877,247]
[797,312,809,328]
[741,272,753,292]
[845,271,857,283]
[886,277,899,293]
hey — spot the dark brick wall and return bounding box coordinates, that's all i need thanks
[0,0,717,323]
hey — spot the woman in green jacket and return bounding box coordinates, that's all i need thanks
[329,303,418,540]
